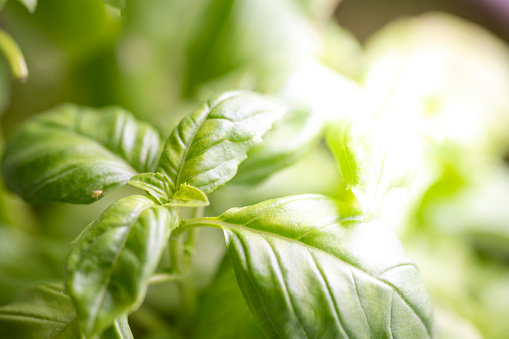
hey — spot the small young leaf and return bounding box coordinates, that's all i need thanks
[233,108,323,185]
[326,118,423,213]
[157,91,284,194]
[128,173,174,204]
[0,284,80,339]
[1,104,161,204]
[200,194,433,338]
[65,195,178,336]
[169,183,209,207]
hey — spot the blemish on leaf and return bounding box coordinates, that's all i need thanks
[91,190,103,199]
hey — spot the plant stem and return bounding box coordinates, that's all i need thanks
[183,206,204,268]
[169,206,204,334]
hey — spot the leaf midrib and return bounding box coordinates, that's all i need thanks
[86,200,150,334]
[217,220,430,337]
[173,105,210,190]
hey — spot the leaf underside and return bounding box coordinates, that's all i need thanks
[157,91,283,194]
[214,194,433,338]
[65,195,177,336]
[1,104,161,204]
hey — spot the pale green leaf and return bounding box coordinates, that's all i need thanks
[65,195,178,336]
[0,284,80,339]
[157,91,283,194]
[1,104,161,204]
[128,173,174,205]
[326,118,423,213]
[169,183,209,207]
[194,255,264,339]
[16,0,37,13]
[234,108,323,185]
[199,194,433,338]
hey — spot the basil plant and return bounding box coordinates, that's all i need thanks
[0,90,433,338]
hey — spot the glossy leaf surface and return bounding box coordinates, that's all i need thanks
[326,118,422,212]
[65,195,177,336]
[208,194,433,338]
[1,104,161,204]
[0,284,80,339]
[157,91,283,194]
[234,108,323,185]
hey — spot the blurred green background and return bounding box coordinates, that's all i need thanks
[0,0,509,338]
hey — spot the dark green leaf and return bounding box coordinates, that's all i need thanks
[0,284,80,339]
[128,173,174,205]
[157,91,283,194]
[65,195,178,336]
[234,108,323,185]
[1,104,161,204]
[194,255,264,339]
[207,194,433,338]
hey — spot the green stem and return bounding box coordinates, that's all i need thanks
[183,206,204,268]
[169,207,208,333]
[0,29,28,82]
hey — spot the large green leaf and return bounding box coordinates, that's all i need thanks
[65,195,177,336]
[233,108,323,185]
[1,104,161,204]
[157,91,283,194]
[326,118,422,213]
[194,255,264,339]
[0,284,80,339]
[198,194,433,338]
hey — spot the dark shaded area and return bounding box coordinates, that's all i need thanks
[336,0,509,43]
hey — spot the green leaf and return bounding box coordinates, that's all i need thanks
[128,173,174,205]
[65,195,178,336]
[170,183,209,207]
[233,108,323,185]
[200,194,433,338]
[195,255,265,339]
[16,0,37,13]
[157,91,283,194]
[1,104,161,204]
[0,284,80,339]
[326,118,423,213]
